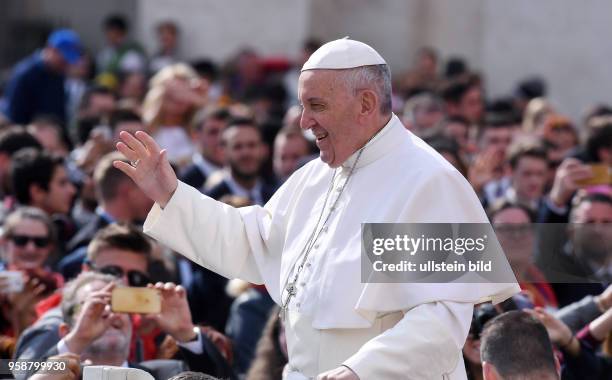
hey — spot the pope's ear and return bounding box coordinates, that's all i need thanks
[358,89,378,118]
[481,361,499,380]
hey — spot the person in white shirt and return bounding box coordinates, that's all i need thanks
[115,38,519,380]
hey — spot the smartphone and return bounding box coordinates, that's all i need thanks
[575,163,611,187]
[111,287,161,314]
[0,271,24,293]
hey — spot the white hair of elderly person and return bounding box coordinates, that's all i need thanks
[115,38,519,380]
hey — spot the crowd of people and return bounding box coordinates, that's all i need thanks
[0,12,610,380]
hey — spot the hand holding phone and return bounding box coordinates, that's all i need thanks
[0,271,24,294]
[575,163,611,187]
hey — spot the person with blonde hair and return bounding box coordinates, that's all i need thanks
[142,63,208,168]
[522,98,555,135]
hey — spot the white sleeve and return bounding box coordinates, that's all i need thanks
[143,181,265,284]
[343,302,473,379]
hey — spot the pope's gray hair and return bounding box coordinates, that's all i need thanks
[337,64,392,115]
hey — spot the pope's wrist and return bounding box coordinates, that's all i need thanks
[159,181,178,209]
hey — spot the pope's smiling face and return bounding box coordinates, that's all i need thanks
[298,70,363,168]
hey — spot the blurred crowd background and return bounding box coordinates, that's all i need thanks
[0,3,610,380]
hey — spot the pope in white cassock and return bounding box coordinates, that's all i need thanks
[115,39,520,380]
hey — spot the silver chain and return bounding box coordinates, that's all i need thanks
[279,148,365,321]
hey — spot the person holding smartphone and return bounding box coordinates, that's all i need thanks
[0,207,60,357]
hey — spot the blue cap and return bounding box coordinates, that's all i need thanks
[47,29,83,65]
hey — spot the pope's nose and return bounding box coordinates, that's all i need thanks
[299,112,314,130]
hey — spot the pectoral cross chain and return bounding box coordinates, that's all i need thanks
[278,146,365,322]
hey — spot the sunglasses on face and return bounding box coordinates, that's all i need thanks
[10,235,51,248]
[99,265,151,287]
[86,261,150,287]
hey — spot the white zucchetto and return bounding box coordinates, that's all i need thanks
[301,37,387,71]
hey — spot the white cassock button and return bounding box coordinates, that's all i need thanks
[306,262,312,268]
[314,243,320,249]
[296,302,301,308]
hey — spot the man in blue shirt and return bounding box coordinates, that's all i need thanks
[3,29,83,126]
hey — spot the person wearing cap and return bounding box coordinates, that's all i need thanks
[115,38,519,379]
[2,29,82,126]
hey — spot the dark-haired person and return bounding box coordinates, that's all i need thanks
[0,127,42,203]
[502,143,549,213]
[440,115,471,155]
[463,304,500,380]
[3,29,83,126]
[480,311,560,380]
[77,85,117,119]
[205,119,276,205]
[60,153,153,277]
[10,149,76,217]
[10,148,77,251]
[538,191,612,307]
[81,223,152,286]
[96,14,146,88]
[272,126,311,184]
[179,106,230,191]
[514,77,547,115]
[440,75,484,127]
[469,116,518,206]
[581,116,612,166]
